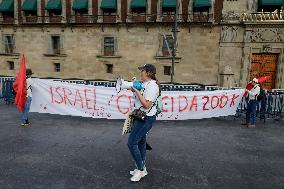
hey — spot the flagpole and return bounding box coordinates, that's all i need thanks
[171,0,178,84]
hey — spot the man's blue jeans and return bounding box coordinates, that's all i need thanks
[21,96,32,124]
[246,100,257,125]
[128,116,156,170]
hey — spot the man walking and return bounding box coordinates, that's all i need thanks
[245,78,260,128]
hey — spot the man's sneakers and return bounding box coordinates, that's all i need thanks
[130,167,148,176]
[130,169,147,182]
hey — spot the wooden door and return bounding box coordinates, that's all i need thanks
[250,53,278,91]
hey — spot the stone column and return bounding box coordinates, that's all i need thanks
[147,0,151,14]
[177,0,182,21]
[62,0,66,22]
[247,0,257,13]
[146,0,151,22]
[37,0,41,16]
[14,0,19,24]
[240,45,251,87]
[126,0,130,22]
[97,0,102,22]
[117,0,121,22]
[88,0,92,15]
[210,0,215,22]
[187,0,193,21]
[156,0,161,22]
[19,0,23,23]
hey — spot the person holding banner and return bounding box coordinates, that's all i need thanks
[21,69,33,127]
[245,78,260,128]
[128,64,160,182]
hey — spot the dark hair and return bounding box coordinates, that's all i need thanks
[147,72,161,95]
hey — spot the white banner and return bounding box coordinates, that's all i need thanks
[30,79,244,120]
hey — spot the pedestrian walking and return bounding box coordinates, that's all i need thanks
[128,64,160,182]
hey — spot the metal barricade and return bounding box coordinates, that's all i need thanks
[0,80,15,104]
[236,92,284,122]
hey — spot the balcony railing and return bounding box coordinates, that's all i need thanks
[45,16,63,23]
[126,13,157,23]
[69,15,97,24]
[0,17,15,24]
[188,13,213,23]
[157,13,183,22]
[97,15,120,23]
[20,16,64,24]
[157,13,213,23]
[1,13,214,25]
[22,16,42,24]
[241,10,284,23]
[127,13,147,23]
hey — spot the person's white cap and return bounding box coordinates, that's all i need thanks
[252,78,258,83]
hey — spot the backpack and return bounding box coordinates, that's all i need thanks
[156,94,163,115]
[257,87,265,102]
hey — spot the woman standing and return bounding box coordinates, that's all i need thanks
[128,64,160,182]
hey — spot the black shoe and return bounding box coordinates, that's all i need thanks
[146,142,152,151]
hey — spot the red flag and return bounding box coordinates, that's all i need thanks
[244,82,254,97]
[13,55,27,112]
[244,76,269,97]
[258,76,270,83]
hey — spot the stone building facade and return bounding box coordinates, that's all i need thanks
[220,0,284,90]
[0,0,283,90]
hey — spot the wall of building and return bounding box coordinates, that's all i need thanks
[220,0,284,89]
[0,24,221,85]
[222,0,248,14]
[1,0,284,89]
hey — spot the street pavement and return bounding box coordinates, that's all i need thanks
[0,105,283,189]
